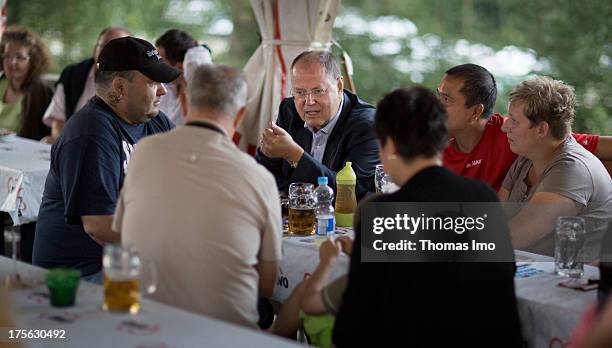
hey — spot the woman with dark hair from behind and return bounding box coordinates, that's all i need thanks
[0,25,53,140]
[332,86,523,347]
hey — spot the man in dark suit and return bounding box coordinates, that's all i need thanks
[256,51,379,200]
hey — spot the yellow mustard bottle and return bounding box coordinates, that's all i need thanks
[335,161,357,227]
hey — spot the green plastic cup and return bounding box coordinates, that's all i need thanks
[46,269,81,307]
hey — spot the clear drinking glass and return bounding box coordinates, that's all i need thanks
[554,216,586,278]
[102,244,156,314]
[375,164,399,194]
[4,225,23,288]
[288,182,315,235]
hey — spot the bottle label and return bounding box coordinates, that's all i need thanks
[326,217,335,235]
[317,216,335,236]
[335,184,357,214]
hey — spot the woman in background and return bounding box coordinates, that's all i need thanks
[0,25,52,139]
[0,26,54,264]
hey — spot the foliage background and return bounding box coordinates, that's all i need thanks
[7,0,611,133]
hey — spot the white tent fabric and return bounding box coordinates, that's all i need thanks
[236,0,341,155]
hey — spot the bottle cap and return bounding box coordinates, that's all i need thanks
[336,161,356,184]
[317,176,328,185]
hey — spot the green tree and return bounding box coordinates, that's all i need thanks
[6,0,224,71]
[339,0,611,133]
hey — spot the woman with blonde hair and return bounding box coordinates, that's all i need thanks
[500,76,612,260]
[0,25,53,139]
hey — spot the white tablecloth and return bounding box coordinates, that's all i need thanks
[0,256,301,348]
[274,237,598,347]
[273,229,351,302]
[0,135,51,225]
[514,250,598,347]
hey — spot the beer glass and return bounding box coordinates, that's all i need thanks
[288,182,315,235]
[102,244,156,314]
[375,164,399,194]
[554,216,586,278]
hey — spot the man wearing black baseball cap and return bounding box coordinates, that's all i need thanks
[33,36,180,283]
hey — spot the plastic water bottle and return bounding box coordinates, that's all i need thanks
[314,176,335,240]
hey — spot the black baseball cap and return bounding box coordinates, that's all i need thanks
[97,36,181,83]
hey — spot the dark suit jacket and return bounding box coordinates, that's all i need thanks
[256,89,379,201]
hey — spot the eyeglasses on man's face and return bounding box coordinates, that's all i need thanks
[291,87,330,99]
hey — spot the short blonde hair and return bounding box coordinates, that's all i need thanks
[509,76,575,139]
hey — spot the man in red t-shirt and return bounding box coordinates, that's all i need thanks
[438,64,609,191]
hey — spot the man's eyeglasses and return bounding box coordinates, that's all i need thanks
[2,54,30,63]
[292,87,329,99]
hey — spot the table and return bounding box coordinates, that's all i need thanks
[0,135,51,226]
[514,251,598,347]
[274,236,598,348]
[0,256,302,348]
[273,229,351,302]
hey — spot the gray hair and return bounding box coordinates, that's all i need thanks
[291,50,341,82]
[187,64,247,117]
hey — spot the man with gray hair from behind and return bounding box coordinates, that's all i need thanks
[113,64,287,330]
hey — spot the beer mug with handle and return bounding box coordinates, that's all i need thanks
[288,182,315,235]
[102,244,157,314]
[554,216,586,278]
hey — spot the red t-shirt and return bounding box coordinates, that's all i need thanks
[443,114,599,191]
[572,133,599,153]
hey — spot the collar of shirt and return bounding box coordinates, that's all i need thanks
[304,94,344,135]
[185,119,229,137]
[304,94,344,163]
